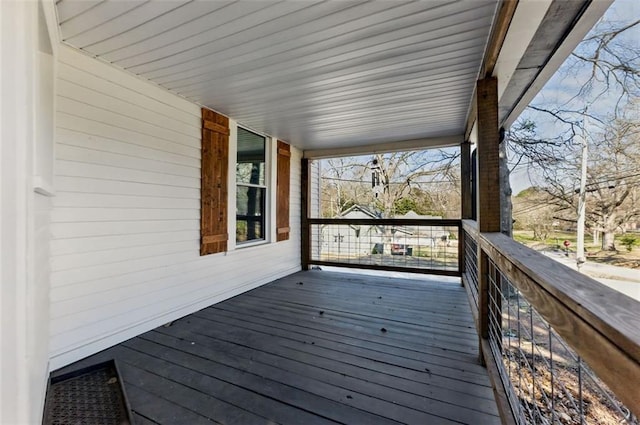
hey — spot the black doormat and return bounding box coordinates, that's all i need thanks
[43,360,132,425]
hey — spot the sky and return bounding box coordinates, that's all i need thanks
[508,0,640,195]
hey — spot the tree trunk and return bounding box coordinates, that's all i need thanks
[602,231,616,251]
[382,227,394,256]
[601,214,618,251]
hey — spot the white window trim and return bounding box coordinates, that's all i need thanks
[227,120,238,252]
[268,134,278,243]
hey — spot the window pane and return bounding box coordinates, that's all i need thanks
[237,128,265,185]
[236,186,265,242]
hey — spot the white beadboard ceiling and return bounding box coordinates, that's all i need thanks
[55,0,500,151]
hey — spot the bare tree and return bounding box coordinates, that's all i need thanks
[320,149,459,218]
[513,188,561,241]
[584,115,640,249]
[319,149,460,254]
[320,157,377,217]
[569,18,640,113]
[507,11,640,250]
[368,150,459,218]
[511,15,640,166]
[519,112,640,250]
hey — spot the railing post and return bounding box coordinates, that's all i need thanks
[476,77,501,362]
[457,222,464,278]
[461,141,473,220]
[459,141,472,283]
[301,158,310,270]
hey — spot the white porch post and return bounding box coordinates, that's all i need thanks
[1,1,55,422]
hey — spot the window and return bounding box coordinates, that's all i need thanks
[236,127,267,243]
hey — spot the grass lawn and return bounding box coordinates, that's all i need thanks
[513,230,640,269]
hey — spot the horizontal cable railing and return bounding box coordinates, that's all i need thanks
[308,218,461,276]
[462,220,479,313]
[462,224,640,424]
[488,258,637,424]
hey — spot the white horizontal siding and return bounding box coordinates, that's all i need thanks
[51,231,198,258]
[56,96,200,149]
[56,141,199,177]
[55,160,199,188]
[57,71,200,135]
[50,46,301,369]
[53,192,201,210]
[51,207,199,223]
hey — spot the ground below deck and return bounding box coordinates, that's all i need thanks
[55,270,500,424]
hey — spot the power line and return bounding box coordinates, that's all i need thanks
[321,176,460,185]
[512,200,569,216]
[584,171,640,188]
[513,203,551,215]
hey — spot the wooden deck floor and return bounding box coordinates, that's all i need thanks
[55,270,500,425]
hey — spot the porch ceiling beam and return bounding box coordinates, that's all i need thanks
[465,0,612,139]
[464,0,519,140]
[302,134,463,159]
[480,0,520,79]
[501,0,613,127]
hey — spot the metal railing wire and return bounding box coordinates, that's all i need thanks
[486,258,638,425]
[463,230,479,311]
[308,218,460,276]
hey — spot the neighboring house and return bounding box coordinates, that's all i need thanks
[398,210,442,221]
[321,207,449,257]
[322,205,382,257]
[395,211,452,248]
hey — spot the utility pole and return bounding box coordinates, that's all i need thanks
[576,115,588,270]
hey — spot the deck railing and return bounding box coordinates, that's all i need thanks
[306,218,461,276]
[302,216,640,422]
[462,220,640,424]
[462,227,479,312]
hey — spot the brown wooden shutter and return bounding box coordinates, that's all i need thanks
[201,108,229,255]
[276,140,291,242]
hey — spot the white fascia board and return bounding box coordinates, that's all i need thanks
[465,0,552,139]
[304,135,463,159]
[41,0,61,56]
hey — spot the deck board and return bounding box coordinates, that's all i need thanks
[55,270,500,424]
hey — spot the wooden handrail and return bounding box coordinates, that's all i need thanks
[479,231,640,416]
[308,218,462,227]
[462,219,478,239]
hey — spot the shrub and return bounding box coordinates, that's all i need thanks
[620,235,638,252]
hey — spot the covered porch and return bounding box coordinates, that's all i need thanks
[55,270,500,425]
[2,0,639,423]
